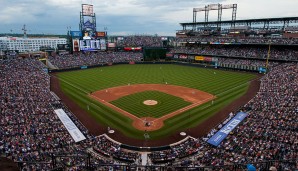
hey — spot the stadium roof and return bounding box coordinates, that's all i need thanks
[180,17,298,29]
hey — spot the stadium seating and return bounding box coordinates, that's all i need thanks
[1,41,297,170]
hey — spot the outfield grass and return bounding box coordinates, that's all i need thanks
[57,64,257,140]
[110,91,192,118]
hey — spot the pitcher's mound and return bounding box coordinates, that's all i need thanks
[143,100,158,106]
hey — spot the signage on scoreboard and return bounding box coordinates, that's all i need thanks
[96,32,106,37]
[82,4,94,16]
[73,39,80,52]
[79,39,100,51]
[83,20,95,30]
[70,31,82,37]
[100,39,106,50]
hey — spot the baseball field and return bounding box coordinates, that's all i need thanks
[55,64,257,140]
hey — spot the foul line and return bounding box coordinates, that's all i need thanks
[52,75,145,123]
[53,75,90,94]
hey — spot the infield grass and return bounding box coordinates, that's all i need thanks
[57,64,257,140]
[110,91,192,118]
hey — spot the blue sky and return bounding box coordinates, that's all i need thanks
[0,0,297,36]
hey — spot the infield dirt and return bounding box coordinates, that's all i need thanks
[89,84,215,131]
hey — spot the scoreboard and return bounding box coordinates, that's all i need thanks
[79,39,106,51]
[79,40,100,51]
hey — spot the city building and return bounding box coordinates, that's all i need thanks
[0,36,66,52]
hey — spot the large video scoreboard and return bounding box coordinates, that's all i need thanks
[79,39,106,51]
[71,29,107,52]
[79,39,100,51]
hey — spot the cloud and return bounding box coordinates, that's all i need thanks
[0,0,297,35]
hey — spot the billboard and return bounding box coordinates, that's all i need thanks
[72,39,80,52]
[108,43,116,48]
[207,112,247,146]
[79,39,100,51]
[100,39,106,50]
[96,32,106,37]
[82,4,94,16]
[70,31,82,37]
[57,44,70,51]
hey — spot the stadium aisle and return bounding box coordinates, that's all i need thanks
[141,153,148,166]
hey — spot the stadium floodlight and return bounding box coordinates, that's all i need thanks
[193,4,237,30]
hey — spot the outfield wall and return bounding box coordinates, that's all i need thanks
[48,61,261,74]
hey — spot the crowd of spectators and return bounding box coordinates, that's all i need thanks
[175,36,298,45]
[217,58,280,68]
[169,46,298,60]
[0,58,141,170]
[149,138,199,164]
[92,136,137,163]
[149,63,298,170]
[116,35,163,47]
[48,52,143,69]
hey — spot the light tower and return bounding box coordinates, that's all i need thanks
[22,24,27,39]
[193,4,237,31]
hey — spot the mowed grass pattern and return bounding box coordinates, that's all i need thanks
[57,64,257,139]
[110,91,192,118]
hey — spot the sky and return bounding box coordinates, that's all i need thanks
[0,0,297,36]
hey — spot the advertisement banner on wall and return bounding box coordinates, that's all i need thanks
[207,112,247,146]
[212,57,218,62]
[259,67,267,73]
[55,109,86,142]
[166,53,173,58]
[188,55,195,60]
[179,54,187,59]
[195,56,204,61]
[204,57,212,62]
